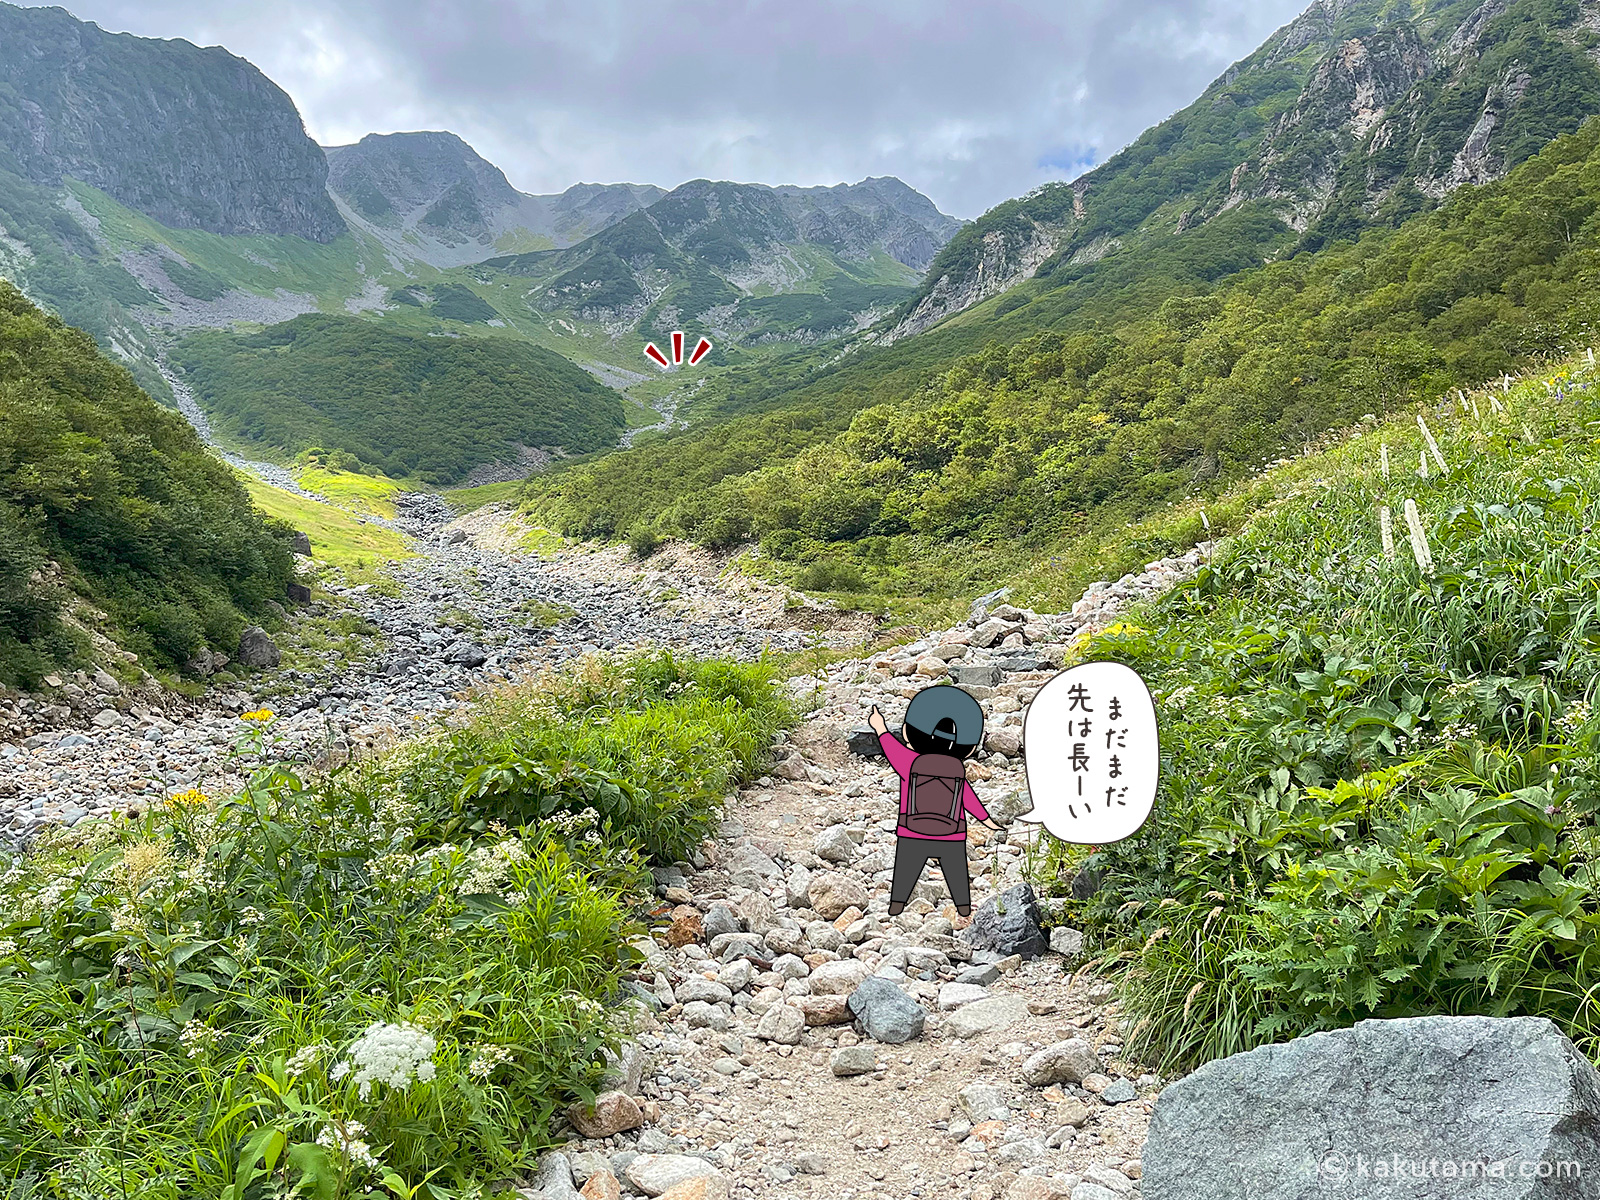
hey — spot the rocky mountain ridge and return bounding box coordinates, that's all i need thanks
[884,0,1600,341]
[325,131,668,268]
[0,1,342,242]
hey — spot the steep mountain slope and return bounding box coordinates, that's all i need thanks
[534,0,1600,541]
[530,113,1600,602]
[481,177,961,354]
[0,1,341,242]
[887,0,1600,342]
[325,131,665,266]
[0,281,295,687]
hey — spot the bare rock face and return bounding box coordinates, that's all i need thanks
[1142,1015,1600,1200]
[0,5,344,241]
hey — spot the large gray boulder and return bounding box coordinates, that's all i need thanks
[847,976,925,1044]
[235,626,280,668]
[960,881,1048,960]
[1143,1015,1600,1200]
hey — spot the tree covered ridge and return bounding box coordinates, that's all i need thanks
[528,118,1600,602]
[174,314,627,485]
[0,282,295,686]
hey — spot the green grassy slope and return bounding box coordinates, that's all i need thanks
[1042,350,1600,1071]
[0,282,295,685]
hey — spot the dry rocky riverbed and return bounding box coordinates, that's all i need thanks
[0,489,1211,1200]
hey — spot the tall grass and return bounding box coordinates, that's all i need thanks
[1043,353,1600,1073]
[0,651,792,1197]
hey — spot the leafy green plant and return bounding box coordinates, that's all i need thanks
[1051,356,1600,1073]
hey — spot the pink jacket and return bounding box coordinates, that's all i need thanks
[879,730,990,840]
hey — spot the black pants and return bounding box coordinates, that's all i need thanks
[891,837,971,908]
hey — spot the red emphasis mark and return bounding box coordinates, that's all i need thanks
[644,330,713,370]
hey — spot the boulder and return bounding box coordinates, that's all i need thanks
[754,1004,805,1045]
[1020,1039,1103,1087]
[944,995,1030,1039]
[531,1152,582,1200]
[986,729,1023,757]
[987,788,1035,824]
[813,824,857,864]
[674,977,733,1005]
[953,662,1003,689]
[185,648,218,677]
[810,959,871,995]
[847,976,925,1044]
[567,1090,643,1138]
[808,872,869,921]
[1142,1015,1600,1200]
[235,626,280,669]
[702,903,741,939]
[772,753,810,781]
[938,982,990,1011]
[961,882,1048,960]
[797,994,852,1025]
[724,842,781,881]
[624,1155,721,1197]
[1049,926,1085,960]
[831,1045,877,1076]
[580,1169,623,1200]
[290,530,312,555]
[847,726,884,755]
[286,582,312,604]
[959,1082,1010,1122]
[443,641,488,667]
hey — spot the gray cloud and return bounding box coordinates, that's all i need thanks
[39,0,1309,217]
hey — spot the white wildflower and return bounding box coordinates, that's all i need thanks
[316,1120,380,1170]
[1556,700,1592,736]
[1380,442,1390,480]
[330,1060,351,1080]
[238,906,265,926]
[341,1021,438,1099]
[286,1042,332,1078]
[1404,499,1434,576]
[0,939,16,958]
[179,1020,221,1060]
[1416,414,1448,473]
[466,1043,515,1080]
[1418,448,1429,479]
[1379,505,1395,562]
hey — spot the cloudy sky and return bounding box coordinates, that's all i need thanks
[43,0,1309,218]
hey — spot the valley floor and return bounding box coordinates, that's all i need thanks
[0,470,1207,1199]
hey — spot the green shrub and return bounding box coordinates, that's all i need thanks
[794,559,867,592]
[1043,358,1600,1073]
[0,651,794,1194]
[628,524,660,559]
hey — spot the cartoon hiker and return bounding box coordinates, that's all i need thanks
[867,686,997,917]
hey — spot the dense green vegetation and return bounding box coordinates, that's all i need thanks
[530,120,1600,609]
[0,282,294,686]
[175,314,626,484]
[0,650,793,1196]
[1037,356,1600,1072]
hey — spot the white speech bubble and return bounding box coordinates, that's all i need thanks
[1018,660,1159,844]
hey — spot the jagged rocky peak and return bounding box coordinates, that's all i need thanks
[324,131,523,230]
[0,1,344,242]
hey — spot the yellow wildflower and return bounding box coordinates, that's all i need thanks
[241,709,275,722]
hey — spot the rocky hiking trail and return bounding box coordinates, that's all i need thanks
[0,466,1213,1200]
[521,546,1214,1200]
